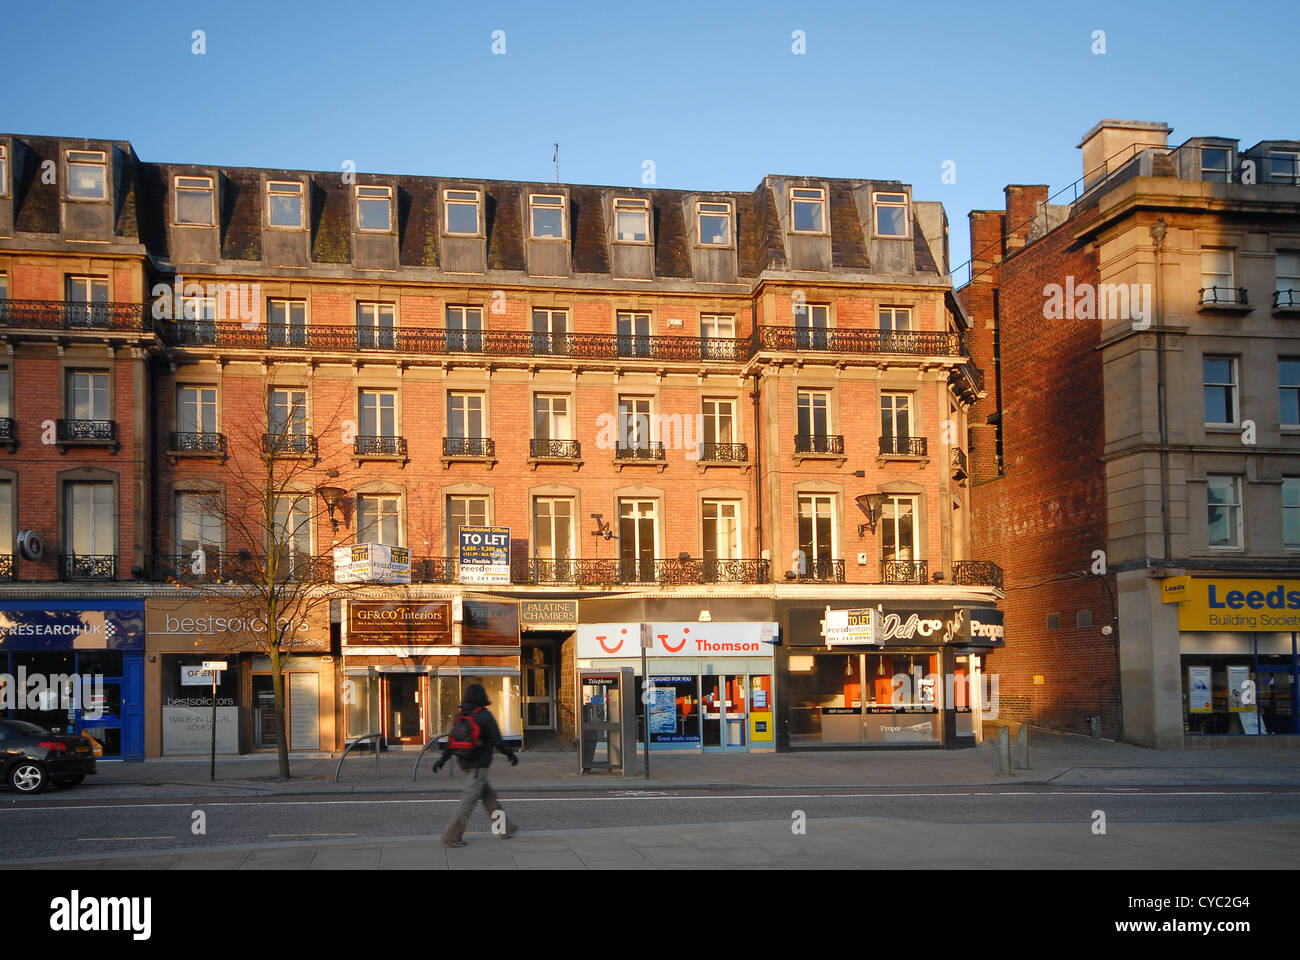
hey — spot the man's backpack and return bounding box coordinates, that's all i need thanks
[449,707,484,756]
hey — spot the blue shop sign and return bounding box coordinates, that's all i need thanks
[0,600,145,651]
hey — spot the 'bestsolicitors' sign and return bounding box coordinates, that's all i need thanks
[1162,578,1300,631]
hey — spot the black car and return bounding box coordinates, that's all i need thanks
[0,719,97,794]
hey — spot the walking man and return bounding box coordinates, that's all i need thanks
[433,683,518,847]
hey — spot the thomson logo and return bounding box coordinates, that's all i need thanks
[50,890,151,941]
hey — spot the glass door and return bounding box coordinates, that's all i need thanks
[523,645,554,729]
[383,675,423,745]
[701,674,749,752]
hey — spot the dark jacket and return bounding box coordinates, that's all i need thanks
[437,683,516,771]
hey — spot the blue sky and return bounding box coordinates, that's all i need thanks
[4,0,1295,271]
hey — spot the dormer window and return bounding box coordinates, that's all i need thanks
[1201,147,1231,183]
[614,197,650,243]
[356,185,392,231]
[530,193,566,239]
[175,176,215,226]
[267,180,304,228]
[874,192,909,237]
[444,189,481,235]
[66,150,107,201]
[1269,151,1299,186]
[790,188,825,233]
[697,202,731,245]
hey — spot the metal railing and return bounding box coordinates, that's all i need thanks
[879,435,927,456]
[335,733,384,781]
[615,442,666,461]
[791,559,846,583]
[794,434,844,455]
[146,551,329,583]
[59,554,117,581]
[757,327,963,357]
[530,439,581,459]
[443,437,495,458]
[355,435,407,456]
[1200,286,1249,306]
[56,419,117,442]
[1275,289,1298,309]
[698,442,748,463]
[882,560,929,584]
[0,554,13,580]
[951,560,1005,589]
[262,432,317,456]
[406,556,772,586]
[0,299,150,333]
[169,431,226,455]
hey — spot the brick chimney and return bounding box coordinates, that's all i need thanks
[1078,119,1172,186]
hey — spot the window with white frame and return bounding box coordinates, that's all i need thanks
[176,492,222,556]
[797,389,830,439]
[180,292,217,339]
[175,176,215,225]
[67,371,109,421]
[1201,248,1236,303]
[533,497,574,561]
[530,194,565,239]
[1203,356,1237,426]
[1201,147,1231,182]
[446,305,483,352]
[880,393,913,444]
[613,198,650,243]
[356,185,392,231]
[272,495,312,561]
[702,499,741,562]
[533,394,572,441]
[67,483,115,557]
[1206,475,1242,549]
[797,494,835,564]
[66,276,108,327]
[617,311,652,357]
[447,496,488,549]
[268,299,307,347]
[701,398,736,454]
[447,392,484,439]
[356,302,394,349]
[618,396,653,451]
[618,499,658,579]
[880,495,919,562]
[879,307,912,330]
[66,150,107,200]
[701,314,736,360]
[1281,359,1300,427]
[790,188,825,233]
[359,390,397,439]
[697,201,731,245]
[794,302,829,348]
[531,308,568,355]
[357,495,401,546]
[874,192,909,237]
[444,189,481,235]
[267,181,304,228]
[0,481,12,554]
[1285,478,1300,548]
[1277,252,1300,308]
[0,273,6,300]
[177,386,218,435]
[268,388,308,438]
[1269,151,1299,186]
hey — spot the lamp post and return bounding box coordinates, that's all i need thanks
[317,485,347,531]
[856,493,887,536]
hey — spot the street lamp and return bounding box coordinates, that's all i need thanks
[856,493,887,536]
[317,485,347,531]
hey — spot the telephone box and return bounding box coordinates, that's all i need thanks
[578,667,637,775]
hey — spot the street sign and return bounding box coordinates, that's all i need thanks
[201,661,228,671]
[640,622,654,649]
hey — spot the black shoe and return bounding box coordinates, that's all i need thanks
[443,840,467,848]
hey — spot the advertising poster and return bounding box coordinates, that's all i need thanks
[458,526,511,585]
[1227,665,1253,713]
[1187,666,1213,713]
[648,686,676,734]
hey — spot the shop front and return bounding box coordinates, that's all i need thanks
[145,598,334,757]
[575,621,779,752]
[1161,576,1300,738]
[780,604,1002,750]
[342,598,521,746]
[0,600,146,760]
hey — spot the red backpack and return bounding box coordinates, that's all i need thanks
[449,707,484,756]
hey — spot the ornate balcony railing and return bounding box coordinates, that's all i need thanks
[530,439,581,459]
[169,431,227,455]
[879,435,928,456]
[1275,289,1298,309]
[951,561,1005,589]
[262,432,317,456]
[60,554,117,581]
[355,435,407,457]
[792,558,846,583]
[881,560,929,584]
[757,326,964,357]
[408,556,772,586]
[1199,286,1249,306]
[56,419,117,442]
[615,442,666,461]
[951,446,969,480]
[0,299,150,333]
[0,554,13,580]
[356,326,397,350]
[698,442,748,463]
[794,434,844,455]
[443,437,495,458]
[145,551,329,583]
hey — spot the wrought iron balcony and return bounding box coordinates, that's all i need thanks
[60,554,117,581]
[951,560,1005,589]
[879,435,927,457]
[698,442,748,463]
[951,447,969,480]
[1199,286,1249,307]
[354,435,407,457]
[758,326,964,357]
[169,431,227,455]
[356,326,397,350]
[615,442,666,461]
[1275,289,1299,309]
[530,439,581,459]
[443,437,495,458]
[0,554,13,580]
[791,558,846,583]
[701,338,741,361]
[881,560,929,584]
[56,419,117,443]
[414,556,775,586]
[262,432,317,456]
[794,434,844,455]
[0,299,150,334]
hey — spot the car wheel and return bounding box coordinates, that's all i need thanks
[9,761,48,794]
[52,774,85,788]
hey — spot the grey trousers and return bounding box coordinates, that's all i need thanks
[442,767,513,843]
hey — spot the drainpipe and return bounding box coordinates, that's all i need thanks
[1150,218,1171,561]
[751,370,763,560]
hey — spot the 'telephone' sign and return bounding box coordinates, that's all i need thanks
[1163,578,1300,631]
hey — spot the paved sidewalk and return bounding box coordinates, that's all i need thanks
[10,816,1300,870]
[57,728,1300,798]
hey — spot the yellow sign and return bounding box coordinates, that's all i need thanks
[1033,675,1044,685]
[1160,576,1191,604]
[1170,578,1300,632]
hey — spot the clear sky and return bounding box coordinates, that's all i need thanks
[4,0,1296,273]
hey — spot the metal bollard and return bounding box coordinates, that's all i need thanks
[1013,724,1029,769]
[1088,716,1102,739]
[996,726,1011,775]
